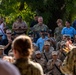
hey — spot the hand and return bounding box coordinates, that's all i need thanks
[3,56,14,63]
[52,60,55,65]
[8,39,12,44]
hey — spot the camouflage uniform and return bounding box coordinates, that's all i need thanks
[14,58,44,75]
[33,58,46,73]
[47,59,62,75]
[54,26,63,42]
[42,50,52,62]
[60,47,76,75]
[32,24,48,32]
[58,50,66,62]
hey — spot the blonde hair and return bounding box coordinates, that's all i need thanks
[56,19,63,23]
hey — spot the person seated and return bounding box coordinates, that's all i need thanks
[47,51,62,75]
[33,51,46,73]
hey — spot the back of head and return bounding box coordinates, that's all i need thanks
[0,59,20,75]
[12,35,33,57]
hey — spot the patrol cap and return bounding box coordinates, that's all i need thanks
[44,41,50,46]
[52,51,58,55]
[0,45,5,50]
[35,51,41,55]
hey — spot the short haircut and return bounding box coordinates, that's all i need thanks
[66,20,71,23]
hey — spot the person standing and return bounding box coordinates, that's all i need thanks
[32,16,48,33]
[30,14,38,27]
[12,15,28,34]
[32,16,48,42]
[33,51,46,73]
[47,51,62,75]
[12,35,44,75]
[54,19,64,42]
[61,20,76,41]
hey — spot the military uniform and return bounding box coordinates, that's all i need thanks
[47,59,62,75]
[42,41,53,61]
[14,58,44,75]
[42,50,52,62]
[54,26,63,42]
[46,51,62,75]
[60,47,76,75]
[12,21,28,34]
[33,51,47,73]
[58,50,66,62]
[34,58,46,73]
[33,24,48,32]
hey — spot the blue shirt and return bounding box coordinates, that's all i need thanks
[61,27,76,37]
[36,37,48,52]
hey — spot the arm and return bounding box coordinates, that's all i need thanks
[12,23,19,31]
[4,39,12,50]
[47,60,54,70]
[61,27,65,35]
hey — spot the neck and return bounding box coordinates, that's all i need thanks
[67,26,70,28]
[45,49,49,52]
[42,36,45,38]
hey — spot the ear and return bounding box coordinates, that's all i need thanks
[13,49,17,54]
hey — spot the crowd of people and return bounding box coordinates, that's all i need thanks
[0,15,76,75]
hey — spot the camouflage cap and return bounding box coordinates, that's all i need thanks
[44,41,50,46]
[52,51,58,55]
[35,51,41,55]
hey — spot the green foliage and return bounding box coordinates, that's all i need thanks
[0,0,35,28]
[0,0,76,30]
[64,0,76,22]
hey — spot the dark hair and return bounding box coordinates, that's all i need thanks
[12,35,33,57]
[66,20,71,23]
[47,30,52,34]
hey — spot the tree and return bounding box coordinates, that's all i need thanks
[0,0,76,31]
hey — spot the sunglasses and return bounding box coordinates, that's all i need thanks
[6,33,11,34]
